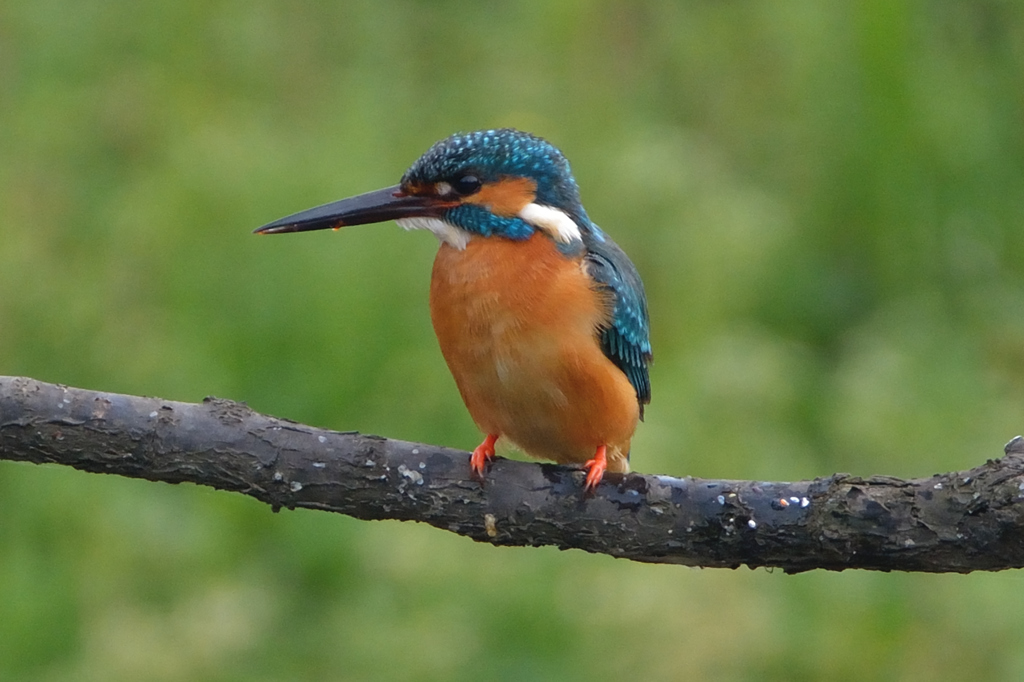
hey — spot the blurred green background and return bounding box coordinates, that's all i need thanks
[3,1,1024,680]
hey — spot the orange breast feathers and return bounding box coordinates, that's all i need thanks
[429,232,640,473]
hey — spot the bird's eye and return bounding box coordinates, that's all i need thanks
[452,175,482,195]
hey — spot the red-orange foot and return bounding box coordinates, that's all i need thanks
[583,444,609,492]
[470,433,499,480]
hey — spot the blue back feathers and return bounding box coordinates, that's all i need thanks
[407,128,652,411]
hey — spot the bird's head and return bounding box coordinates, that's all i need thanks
[256,129,593,250]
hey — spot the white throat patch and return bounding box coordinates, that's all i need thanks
[395,217,472,250]
[517,203,582,244]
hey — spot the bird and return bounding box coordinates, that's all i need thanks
[255,128,651,492]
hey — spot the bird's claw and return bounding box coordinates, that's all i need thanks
[470,433,499,481]
[583,444,608,493]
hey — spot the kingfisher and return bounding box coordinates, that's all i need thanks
[256,129,651,491]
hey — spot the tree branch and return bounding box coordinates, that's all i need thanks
[2,376,1023,573]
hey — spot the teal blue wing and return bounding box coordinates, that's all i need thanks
[583,232,652,417]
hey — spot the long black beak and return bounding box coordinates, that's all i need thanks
[254,185,452,234]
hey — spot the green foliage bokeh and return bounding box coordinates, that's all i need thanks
[2,1,1024,680]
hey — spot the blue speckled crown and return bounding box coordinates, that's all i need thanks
[401,129,589,223]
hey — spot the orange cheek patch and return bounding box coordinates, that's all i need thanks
[464,177,537,217]
[401,181,432,196]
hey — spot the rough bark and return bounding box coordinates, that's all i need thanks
[1,376,1023,573]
